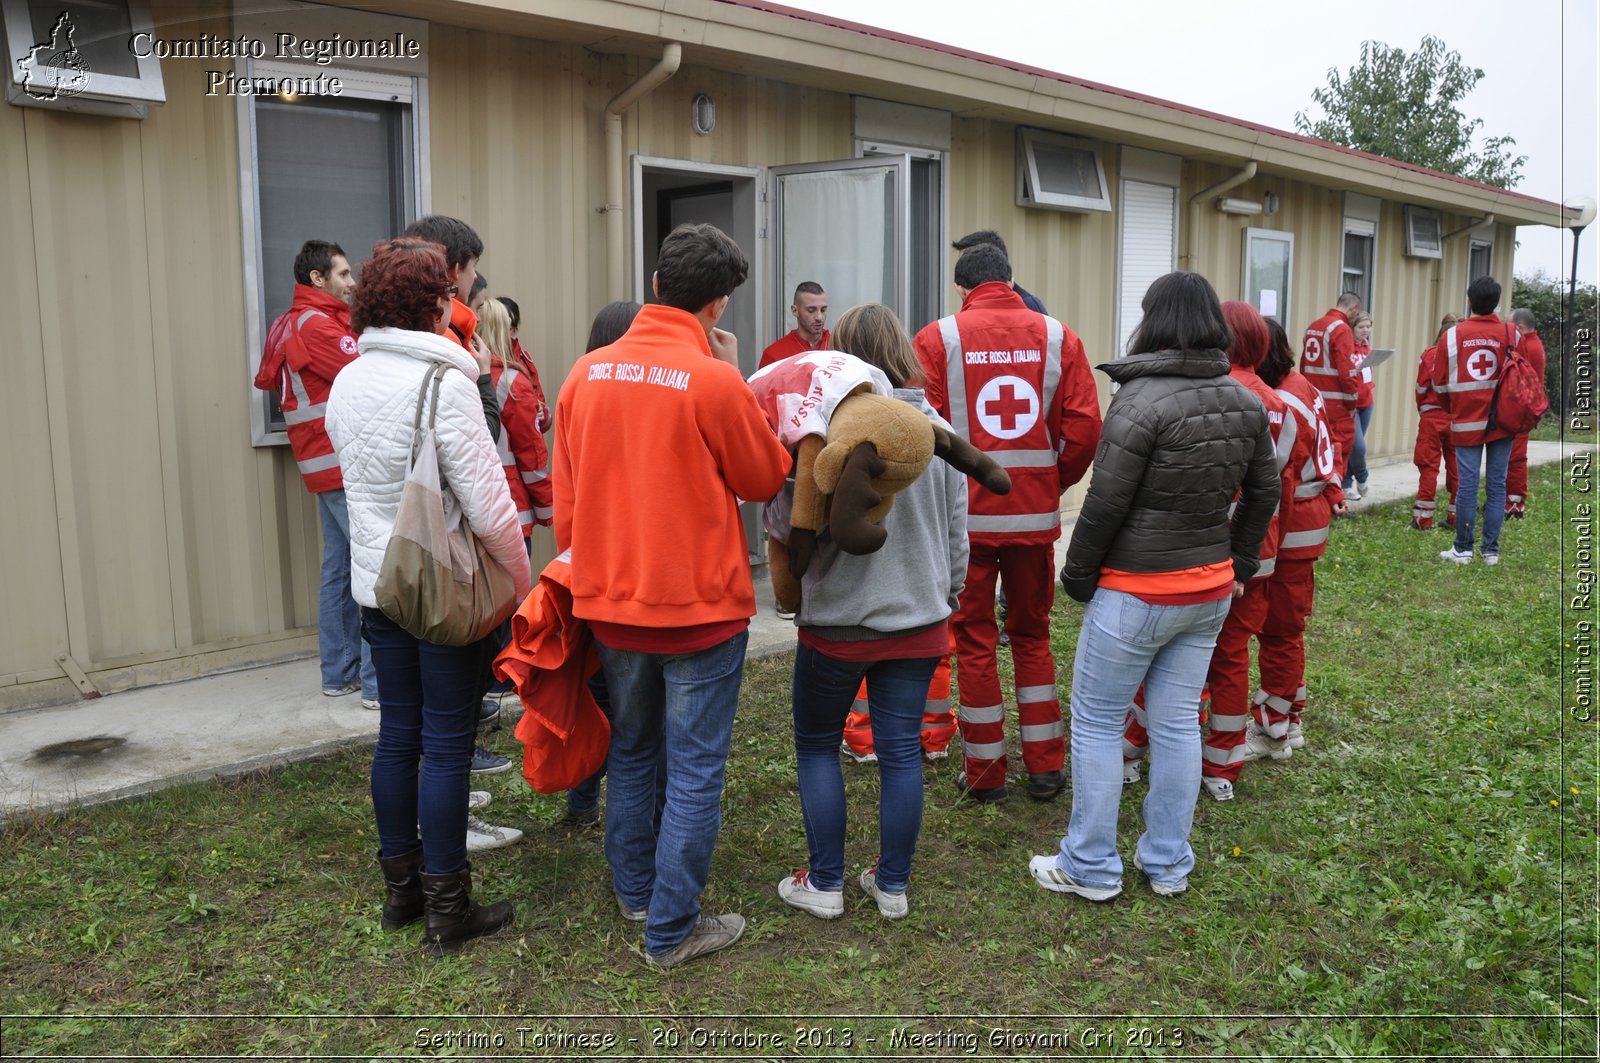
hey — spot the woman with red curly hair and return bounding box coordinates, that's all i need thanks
[326,237,532,956]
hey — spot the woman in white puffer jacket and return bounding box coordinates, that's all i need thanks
[325,237,532,957]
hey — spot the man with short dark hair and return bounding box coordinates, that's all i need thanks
[264,240,375,707]
[952,230,1046,313]
[913,243,1101,804]
[554,222,790,969]
[759,281,830,368]
[1433,276,1518,565]
[1299,292,1363,495]
[1505,307,1547,518]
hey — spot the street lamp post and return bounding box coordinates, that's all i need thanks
[1564,195,1597,423]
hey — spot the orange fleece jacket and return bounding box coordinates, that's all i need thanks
[553,304,792,627]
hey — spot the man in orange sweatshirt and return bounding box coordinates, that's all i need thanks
[553,223,790,970]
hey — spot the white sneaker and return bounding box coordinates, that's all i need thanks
[1243,725,1292,762]
[464,814,523,851]
[1344,482,1362,501]
[1132,851,1188,897]
[776,606,797,621]
[361,697,380,710]
[1482,553,1500,567]
[840,740,878,765]
[1027,855,1121,901]
[922,748,949,762]
[858,867,909,920]
[468,790,492,810]
[1285,721,1306,750]
[1122,761,1141,785]
[777,870,844,919]
[1201,776,1235,801]
[1439,547,1473,564]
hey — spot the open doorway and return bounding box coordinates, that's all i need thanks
[632,157,762,376]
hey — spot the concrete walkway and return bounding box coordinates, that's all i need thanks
[1,441,1584,818]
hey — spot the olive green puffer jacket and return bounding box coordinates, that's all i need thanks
[1060,348,1278,603]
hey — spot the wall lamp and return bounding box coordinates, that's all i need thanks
[1216,196,1264,216]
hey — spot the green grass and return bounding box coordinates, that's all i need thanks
[1,462,1593,1059]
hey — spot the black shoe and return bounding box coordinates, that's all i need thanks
[377,846,425,930]
[1027,771,1065,800]
[479,698,502,725]
[419,863,514,957]
[954,771,1008,804]
[563,803,600,828]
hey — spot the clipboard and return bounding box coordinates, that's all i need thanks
[1361,347,1397,369]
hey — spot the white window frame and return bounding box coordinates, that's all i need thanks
[237,59,429,446]
[1468,237,1494,280]
[2,0,165,116]
[1403,205,1443,259]
[857,139,948,324]
[1341,220,1376,310]
[1241,227,1295,326]
[1015,127,1111,213]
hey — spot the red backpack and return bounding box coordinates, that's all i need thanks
[1489,326,1550,435]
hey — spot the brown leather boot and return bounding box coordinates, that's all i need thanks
[377,846,424,930]
[419,863,514,956]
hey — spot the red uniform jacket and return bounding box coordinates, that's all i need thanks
[1299,307,1360,421]
[511,338,553,434]
[278,284,358,493]
[1273,370,1343,561]
[1352,340,1375,409]
[912,281,1101,545]
[1415,346,1445,413]
[491,359,553,534]
[494,551,609,794]
[1231,367,1292,578]
[1430,314,1519,447]
[759,328,832,370]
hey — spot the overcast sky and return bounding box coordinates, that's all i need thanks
[785,0,1598,287]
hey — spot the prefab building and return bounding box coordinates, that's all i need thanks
[0,0,1574,709]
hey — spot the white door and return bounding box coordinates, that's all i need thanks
[769,156,912,336]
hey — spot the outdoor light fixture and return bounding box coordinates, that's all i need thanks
[1216,196,1264,216]
[1263,191,1281,216]
[692,93,715,135]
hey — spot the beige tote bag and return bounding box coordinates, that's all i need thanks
[374,362,519,646]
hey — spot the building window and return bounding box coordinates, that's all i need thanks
[1015,127,1110,213]
[1403,205,1443,259]
[2,0,165,116]
[1242,227,1294,326]
[1341,223,1375,310]
[860,141,946,329]
[240,63,424,446]
[1468,239,1493,282]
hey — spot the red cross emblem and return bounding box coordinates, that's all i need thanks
[1466,349,1497,381]
[975,375,1039,440]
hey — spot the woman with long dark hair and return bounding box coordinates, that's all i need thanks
[1031,272,1277,900]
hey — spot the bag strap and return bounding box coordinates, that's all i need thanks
[408,362,452,462]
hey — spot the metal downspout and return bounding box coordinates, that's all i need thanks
[1182,161,1257,270]
[604,43,682,301]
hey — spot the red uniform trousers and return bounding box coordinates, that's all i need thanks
[1201,579,1269,783]
[1254,557,1317,738]
[1506,432,1531,514]
[954,541,1063,787]
[842,648,956,758]
[1412,409,1458,528]
[1123,684,1209,766]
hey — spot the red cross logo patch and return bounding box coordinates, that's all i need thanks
[1465,349,1497,381]
[975,375,1039,440]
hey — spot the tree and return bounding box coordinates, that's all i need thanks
[1295,35,1526,189]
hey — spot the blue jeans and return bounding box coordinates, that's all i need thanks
[363,608,498,874]
[1454,436,1514,555]
[316,490,376,700]
[1051,588,1230,892]
[791,644,939,894]
[597,631,749,955]
[566,672,668,824]
[1344,405,1373,488]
